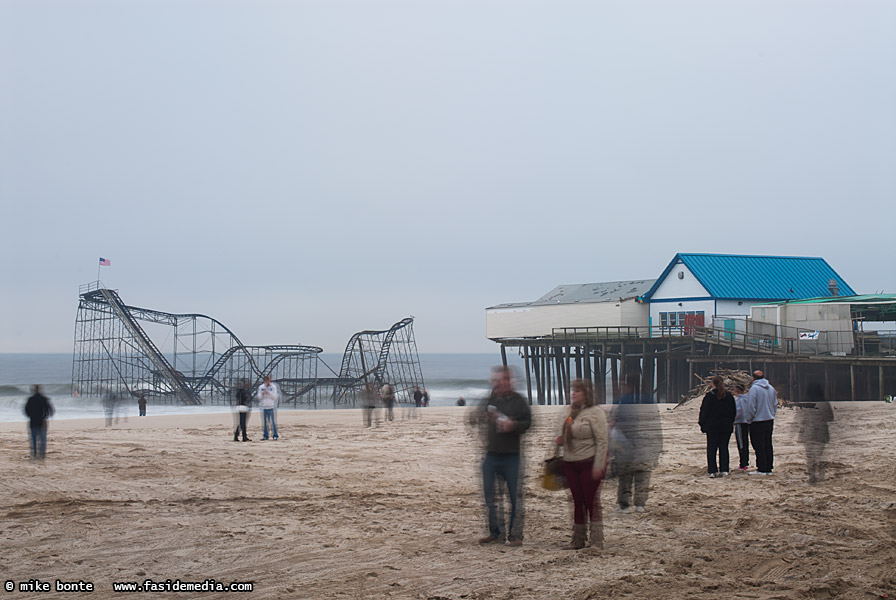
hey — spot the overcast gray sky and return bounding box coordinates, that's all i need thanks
[1,0,894,354]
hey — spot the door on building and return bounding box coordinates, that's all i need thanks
[724,319,736,341]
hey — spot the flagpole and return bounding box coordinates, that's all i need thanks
[97,261,100,284]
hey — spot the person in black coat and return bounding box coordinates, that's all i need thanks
[24,385,55,460]
[233,380,252,442]
[698,376,736,477]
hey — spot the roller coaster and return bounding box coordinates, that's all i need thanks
[71,282,425,406]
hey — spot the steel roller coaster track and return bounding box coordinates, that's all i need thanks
[72,282,424,406]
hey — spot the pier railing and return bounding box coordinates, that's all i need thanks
[550,324,896,358]
[78,280,106,295]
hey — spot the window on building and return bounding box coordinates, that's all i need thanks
[660,309,707,331]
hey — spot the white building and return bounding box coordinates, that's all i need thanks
[486,280,655,340]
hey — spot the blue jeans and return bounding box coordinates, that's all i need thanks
[482,452,523,540]
[29,425,47,459]
[263,408,278,440]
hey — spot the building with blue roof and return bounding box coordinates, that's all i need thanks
[483,252,896,405]
[642,253,855,333]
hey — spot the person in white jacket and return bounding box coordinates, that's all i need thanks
[746,371,777,475]
[256,375,281,440]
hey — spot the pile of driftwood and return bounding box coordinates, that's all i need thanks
[676,369,773,407]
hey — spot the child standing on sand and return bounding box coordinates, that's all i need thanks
[733,384,750,471]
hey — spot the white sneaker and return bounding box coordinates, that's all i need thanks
[720,471,729,477]
[614,505,631,513]
[633,506,645,513]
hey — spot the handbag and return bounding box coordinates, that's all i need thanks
[540,455,567,491]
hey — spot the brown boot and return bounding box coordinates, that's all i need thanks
[563,524,587,550]
[588,521,604,549]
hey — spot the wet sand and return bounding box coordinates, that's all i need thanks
[1,402,894,599]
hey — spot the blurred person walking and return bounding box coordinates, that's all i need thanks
[404,385,422,419]
[553,379,608,549]
[256,375,281,441]
[470,366,532,546]
[733,384,751,470]
[798,383,834,484]
[138,394,147,417]
[698,376,737,477]
[103,390,118,427]
[381,382,396,422]
[413,386,424,408]
[362,382,379,427]
[747,371,777,475]
[233,380,252,442]
[24,385,55,460]
[610,374,663,512]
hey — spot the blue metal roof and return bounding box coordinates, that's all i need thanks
[642,253,855,301]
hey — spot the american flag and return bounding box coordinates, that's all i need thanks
[99,257,111,266]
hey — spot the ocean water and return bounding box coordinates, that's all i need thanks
[0,352,524,423]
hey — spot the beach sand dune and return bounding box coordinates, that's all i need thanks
[1,403,894,599]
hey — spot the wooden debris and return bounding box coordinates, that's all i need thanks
[674,369,783,408]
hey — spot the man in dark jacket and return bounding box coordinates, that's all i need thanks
[24,385,54,460]
[471,366,532,546]
[413,386,424,408]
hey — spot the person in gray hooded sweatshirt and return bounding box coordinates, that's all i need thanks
[746,370,777,475]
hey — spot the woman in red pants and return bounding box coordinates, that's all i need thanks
[554,379,609,549]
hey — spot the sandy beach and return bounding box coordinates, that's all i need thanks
[2,402,894,599]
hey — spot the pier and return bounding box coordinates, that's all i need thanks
[494,323,896,405]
